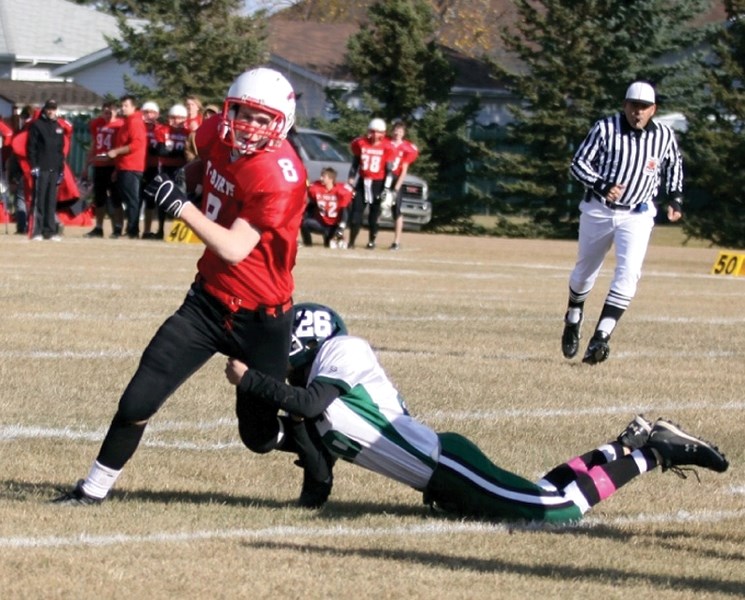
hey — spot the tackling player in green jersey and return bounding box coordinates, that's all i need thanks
[226,303,728,522]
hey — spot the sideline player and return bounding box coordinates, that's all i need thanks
[84,101,123,238]
[561,81,684,364]
[225,302,728,520]
[53,68,331,508]
[347,118,395,249]
[301,167,353,248]
[387,121,419,251]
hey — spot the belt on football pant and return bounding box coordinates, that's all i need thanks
[196,277,293,317]
[598,198,633,211]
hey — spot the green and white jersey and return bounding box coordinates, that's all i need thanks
[310,336,440,490]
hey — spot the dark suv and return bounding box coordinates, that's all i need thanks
[288,127,431,229]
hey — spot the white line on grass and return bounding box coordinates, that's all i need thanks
[2,508,744,550]
[3,400,743,449]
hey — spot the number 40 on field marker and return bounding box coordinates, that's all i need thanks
[711,251,745,276]
[167,220,202,244]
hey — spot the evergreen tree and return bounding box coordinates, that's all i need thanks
[107,0,268,107]
[682,0,745,247]
[487,0,711,238]
[346,0,454,120]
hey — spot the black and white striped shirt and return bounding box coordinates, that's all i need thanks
[570,112,684,208]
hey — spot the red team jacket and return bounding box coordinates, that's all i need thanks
[306,181,353,227]
[194,116,308,308]
[349,136,395,180]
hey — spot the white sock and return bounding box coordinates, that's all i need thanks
[566,307,582,324]
[597,317,617,336]
[81,461,122,500]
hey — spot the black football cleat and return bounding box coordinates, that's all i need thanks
[648,419,729,474]
[617,415,653,450]
[297,474,333,509]
[51,480,103,506]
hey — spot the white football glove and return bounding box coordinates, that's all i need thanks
[379,189,394,219]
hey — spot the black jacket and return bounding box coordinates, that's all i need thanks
[26,115,65,173]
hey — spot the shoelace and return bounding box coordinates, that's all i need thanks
[666,465,701,482]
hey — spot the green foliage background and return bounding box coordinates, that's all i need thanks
[82,0,744,246]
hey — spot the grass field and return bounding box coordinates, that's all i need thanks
[1,225,743,599]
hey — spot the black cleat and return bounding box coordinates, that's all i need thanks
[366,241,376,249]
[297,474,333,509]
[647,419,729,474]
[561,313,583,359]
[617,414,653,450]
[582,331,610,365]
[51,480,103,506]
[84,227,104,238]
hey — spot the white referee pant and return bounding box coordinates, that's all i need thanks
[569,199,656,307]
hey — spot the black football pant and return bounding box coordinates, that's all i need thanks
[96,283,293,471]
[349,179,384,247]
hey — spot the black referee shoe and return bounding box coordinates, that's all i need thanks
[561,313,583,359]
[582,331,610,365]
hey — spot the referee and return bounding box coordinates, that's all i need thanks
[561,81,684,365]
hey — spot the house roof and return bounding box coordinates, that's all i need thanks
[267,19,500,91]
[0,0,120,63]
[0,79,102,111]
[267,20,358,82]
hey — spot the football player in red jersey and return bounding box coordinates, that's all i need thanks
[347,118,395,249]
[301,167,353,248]
[151,104,190,239]
[140,101,166,239]
[388,121,419,251]
[54,68,333,509]
[84,101,124,238]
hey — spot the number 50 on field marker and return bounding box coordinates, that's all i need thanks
[711,251,745,276]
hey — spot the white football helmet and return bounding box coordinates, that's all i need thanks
[219,67,296,154]
[142,101,160,114]
[168,104,188,119]
[368,118,386,132]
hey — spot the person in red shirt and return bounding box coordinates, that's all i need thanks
[84,101,124,238]
[107,94,147,239]
[388,120,420,251]
[54,68,333,509]
[301,167,353,248]
[0,119,12,226]
[347,118,395,249]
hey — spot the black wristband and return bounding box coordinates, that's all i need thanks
[669,197,683,213]
[592,179,614,197]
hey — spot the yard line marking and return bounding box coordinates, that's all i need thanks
[2,508,743,549]
[3,399,743,449]
[425,400,745,422]
[0,349,141,359]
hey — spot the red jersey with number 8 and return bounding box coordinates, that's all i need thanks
[194,115,308,307]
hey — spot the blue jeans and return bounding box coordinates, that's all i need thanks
[118,170,142,237]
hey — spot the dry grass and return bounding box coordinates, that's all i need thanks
[1,225,743,599]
